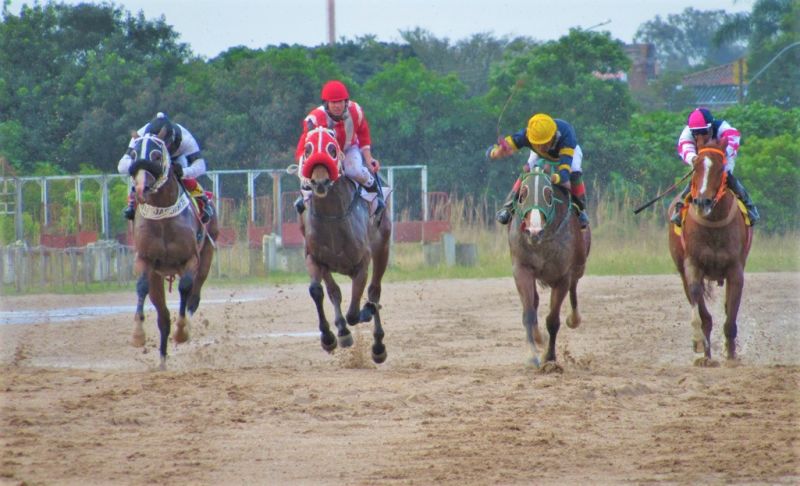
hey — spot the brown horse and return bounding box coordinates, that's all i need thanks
[668,138,752,366]
[299,127,392,363]
[508,165,591,371]
[127,134,218,368]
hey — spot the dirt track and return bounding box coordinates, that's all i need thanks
[1,272,799,485]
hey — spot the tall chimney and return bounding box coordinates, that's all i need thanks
[327,0,335,46]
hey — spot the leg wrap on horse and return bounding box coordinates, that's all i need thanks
[726,172,759,224]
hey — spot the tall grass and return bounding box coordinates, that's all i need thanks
[385,191,799,280]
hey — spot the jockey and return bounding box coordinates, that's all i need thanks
[671,107,759,227]
[118,112,214,223]
[487,113,589,228]
[293,80,385,215]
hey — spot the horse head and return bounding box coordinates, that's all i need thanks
[128,134,173,203]
[300,127,342,198]
[690,138,728,217]
[516,165,567,238]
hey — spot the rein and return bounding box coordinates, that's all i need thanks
[309,177,362,222]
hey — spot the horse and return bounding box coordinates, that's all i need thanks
[667,138,752,366]
[127,133,218,368]
[298,127,392,363]
[507,164,591,371]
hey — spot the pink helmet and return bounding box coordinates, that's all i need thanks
[320,80,349,102]
[687,108,712,130]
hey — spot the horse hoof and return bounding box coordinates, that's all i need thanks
[528,356,541,368]
[566,312,581,329]
[173,329,190,344]
[345,313,360,326]
[158,357,167,371]
[131,332,146,348]
[540,361,563,374]
[321,333,337,353]
[693,357,720,368]
[372,344,387,364]
[338,332,354,348]
[358,308,374,323]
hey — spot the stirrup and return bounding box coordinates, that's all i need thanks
[294,195,306,214]
[123,204,136,221]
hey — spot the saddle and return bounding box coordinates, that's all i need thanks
[301,177,392,217]
[672,190,750,237]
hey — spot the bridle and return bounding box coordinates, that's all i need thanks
[690,147,728,208]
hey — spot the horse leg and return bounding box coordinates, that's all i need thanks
[322,271,353,348]
[147,272,170,369]
[565,277,581,329]
[365,243,390,363]
[512,264,543,367]
[544,280,570,368]
[173,274,193,344]
[187,242,214,315]
[131,272,149,347]
[685,264,715,365]
[307,256,336,353]
[723,267,745,361]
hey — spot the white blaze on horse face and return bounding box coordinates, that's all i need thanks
[699,156,713,195]
[525,175,545,234]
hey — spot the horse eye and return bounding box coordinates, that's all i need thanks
[326,142,337,159]
[149,150,162,162]
[304,142,313,158]
[543,186,553,206]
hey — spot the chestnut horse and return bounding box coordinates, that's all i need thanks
[668,138,752,366]
[127,134,218,368]
[299,127,392,363]
[508,165,591,371]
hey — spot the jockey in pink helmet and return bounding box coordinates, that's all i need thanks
[671,107,759,226]
[293,80,384,215]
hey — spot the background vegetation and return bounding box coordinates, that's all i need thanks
[1,0,798,244]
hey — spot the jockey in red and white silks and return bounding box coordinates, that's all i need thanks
[294,81,376,189]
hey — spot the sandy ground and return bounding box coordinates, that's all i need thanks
[1,272,798,485]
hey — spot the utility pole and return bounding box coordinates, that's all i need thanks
[327,0,335,46]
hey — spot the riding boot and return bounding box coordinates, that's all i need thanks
[495,190,518,225]
[573,194,590,229]
[123,191,136,220]
[670,183,691,227]
[294,196,306,214]
[726,172,760,225]
[365,177,386,217]
[197,194,214,224]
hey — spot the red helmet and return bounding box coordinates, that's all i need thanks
[320,80,349,102]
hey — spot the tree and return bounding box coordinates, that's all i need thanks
[714,0,800,107]
[634,7,747,71]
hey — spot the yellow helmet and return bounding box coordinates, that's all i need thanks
[526,114,557,145]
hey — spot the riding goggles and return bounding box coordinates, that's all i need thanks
[690,128,709,136]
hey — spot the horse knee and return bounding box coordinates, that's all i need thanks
[309,283,324,302]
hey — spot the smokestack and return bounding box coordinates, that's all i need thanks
[327,0,335,45]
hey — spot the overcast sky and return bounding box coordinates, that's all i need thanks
[6,0,756,58]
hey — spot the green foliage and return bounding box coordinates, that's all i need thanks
[634,7,747,70]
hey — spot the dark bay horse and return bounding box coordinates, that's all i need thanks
[508,165,591,372]
[299,127,392,363]
[668,139,752,366]
[128,134,218,368]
